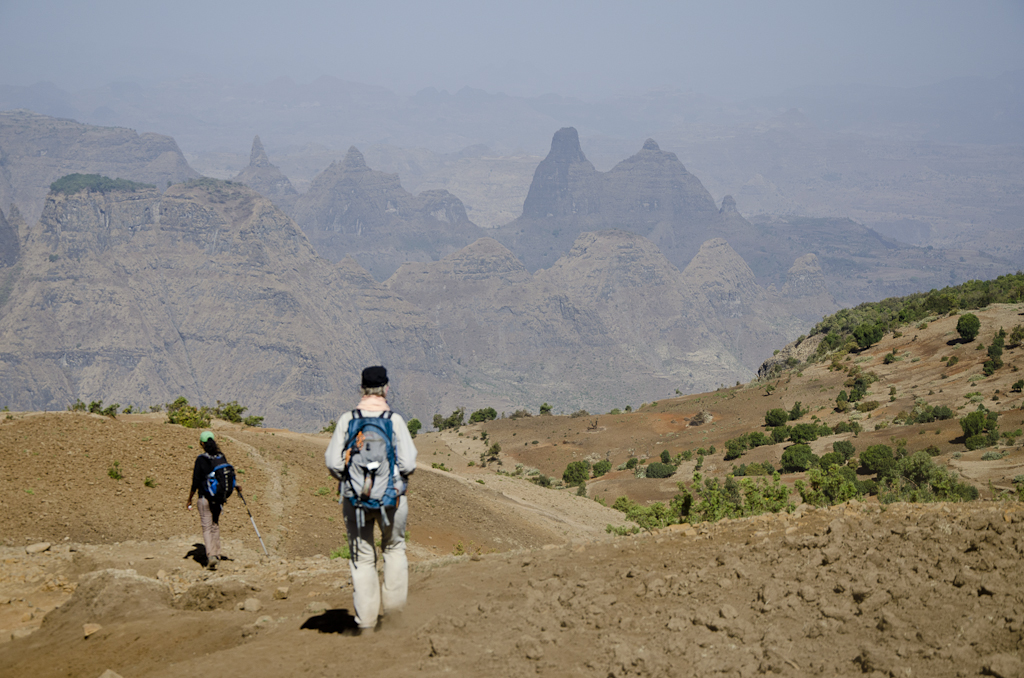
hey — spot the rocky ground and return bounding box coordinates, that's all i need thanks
[2,304,1024,676]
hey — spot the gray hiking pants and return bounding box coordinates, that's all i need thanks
[198,497,221,560]
[342,496,408,629]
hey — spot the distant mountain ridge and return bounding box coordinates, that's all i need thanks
[0,178,816,427]
[291,146,486,280]
[0,109,198,224]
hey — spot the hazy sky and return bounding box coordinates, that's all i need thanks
[2,0,1023,100]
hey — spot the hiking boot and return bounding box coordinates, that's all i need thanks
[206,555,219,570]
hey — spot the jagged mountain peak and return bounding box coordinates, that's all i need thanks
[548,127,588,164]
[249,135,270,168]
[342,146,369,171]
[642,138,660,151]
[720,195,738,214]
[681,238,764,302]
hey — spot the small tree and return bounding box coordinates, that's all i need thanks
[956,313,980,342]
[860,444,896,477]
[660,450,671,464]
[765,408,789,427]
[407,418,421,436]
[563,460,591,486]
[646,462,676,479]
[780,444,817,473]
[469,407,497,423]
[592,460,612,477]
[853,323,883,349]
[539,403,553,416]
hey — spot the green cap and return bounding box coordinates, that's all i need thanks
[199,431,215,444]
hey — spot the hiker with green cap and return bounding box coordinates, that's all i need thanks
[186,431,239,570]
[325,365,418,632]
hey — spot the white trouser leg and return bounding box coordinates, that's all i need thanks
[380,496,409,614]
[343,497,409,628]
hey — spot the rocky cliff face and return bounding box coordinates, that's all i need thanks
[232,136,298,214]
[387,230,805,413]
[0,180,475,430]
[497,129,734,272]
[291,147,484,280]
[0,110,198,222]
[0,207,17,267]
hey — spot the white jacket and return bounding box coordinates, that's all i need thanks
[324,401,417,497]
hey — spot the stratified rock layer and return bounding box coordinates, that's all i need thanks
[291,147,484,280]
[232,135,298,214]
[0,110,198,222]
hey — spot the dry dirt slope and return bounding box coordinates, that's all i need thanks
[2,303,1024,676]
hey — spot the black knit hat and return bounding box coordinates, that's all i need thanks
[361,366,388,388]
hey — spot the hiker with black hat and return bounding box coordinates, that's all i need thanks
[186,431,239,570]
[325,366,418,632]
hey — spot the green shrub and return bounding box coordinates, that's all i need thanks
[592,460,612,477]
[107,461,123,480]
[853,323,884,349]
[242,415,264,428]
[764,408,790,427]
[683,473,793,523]
[956,313,980,342]
[321,420,337,434]
[562,460,591,486]
[796,465,863,507]
[789,422,821,444]
[50,173,154,195]
[770,425,791,444]
[539,403,552,416]
[966,434,990,451]
[860,444,896,476]
[407,418,421,436]
[981,450,1006,461]
[166,396,211,429]
[877,451,979,503]
[780,444,817,473]
[469,407,498,423]
[833,440,856,460]
[646,462,676,479]
[213,400,247,423]
[329,543,351,560]
[625,457,638,470]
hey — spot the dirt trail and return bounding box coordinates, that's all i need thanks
[2,500,1022,677]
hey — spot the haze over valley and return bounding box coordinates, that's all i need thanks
[0,1,1022,429]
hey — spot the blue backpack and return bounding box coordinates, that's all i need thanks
[341,410,398,513]
[204,455,236,504]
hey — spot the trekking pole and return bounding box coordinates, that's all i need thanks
[236,488,269,557]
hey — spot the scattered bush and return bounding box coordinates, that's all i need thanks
[469,407,498,423]
[860,444,896,477]
[645,462,677,479]
[592,460,612,477]
[407,418,421,436]
[956,313,981,342]
[780,444,817,473]
[539,403,552,416]
[108,461,123,481]
[433,408,465,431]
[243,415,264,428]
[321,420,336,434]
[877,451,979,503]
[166,396,211,428]
[562,460,591,486]
[796,465,863,507]
[50,173,154,195]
